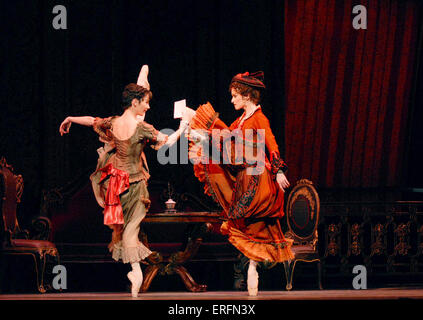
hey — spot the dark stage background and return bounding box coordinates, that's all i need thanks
[1,0,423,228]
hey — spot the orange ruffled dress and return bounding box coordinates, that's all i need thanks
[188,103,294,262]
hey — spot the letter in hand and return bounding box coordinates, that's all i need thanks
[59,117,72,136]
[174,99,187,119]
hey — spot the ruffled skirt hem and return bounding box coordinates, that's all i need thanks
[224,224,295,263]
[111,244,152,264]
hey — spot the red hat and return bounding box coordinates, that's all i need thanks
[231,71,265,88]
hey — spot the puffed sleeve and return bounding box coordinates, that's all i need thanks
[93,117,114,144]
[254,113,288,174]
[137,121,168,150]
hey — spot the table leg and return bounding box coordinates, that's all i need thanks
[141,264,161,292]
[140,222,212,292]
[173,265,207,292]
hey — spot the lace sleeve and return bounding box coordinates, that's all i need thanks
[137,121,169,150]
[137,121,159,140]
[93,117,113,143]
[270,151,288,174]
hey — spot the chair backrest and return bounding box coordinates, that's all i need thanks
[0,157,23,238]
[285,179,320,247]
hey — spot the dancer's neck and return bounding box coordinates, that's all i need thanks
[120,108,139,122]
[243,102,259,117]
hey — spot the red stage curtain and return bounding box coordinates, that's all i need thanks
[284,0,421,188]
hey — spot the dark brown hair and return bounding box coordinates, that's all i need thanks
[121,83,152,110]
[229,81,262,104]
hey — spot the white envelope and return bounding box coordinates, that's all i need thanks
[174,99,186,119]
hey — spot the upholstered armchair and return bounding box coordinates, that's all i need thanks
[0,157,59,293]
[283,179,322,290]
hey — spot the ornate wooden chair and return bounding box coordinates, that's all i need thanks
[0,157,59,293]
[283,179,322,290]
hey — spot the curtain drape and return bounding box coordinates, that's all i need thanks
[284,0,422,188]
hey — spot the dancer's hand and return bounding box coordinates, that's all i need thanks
[59,117,72,136]
[182,107,196,123]
[276,172,290,191]
[188,129,208,143]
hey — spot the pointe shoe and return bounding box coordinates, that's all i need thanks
[248,286,258,296]
[127,271,142,298]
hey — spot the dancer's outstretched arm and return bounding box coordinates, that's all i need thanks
[59,116,96,136]
[156,107,195,148]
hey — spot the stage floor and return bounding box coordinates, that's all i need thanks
[1,288,423,300]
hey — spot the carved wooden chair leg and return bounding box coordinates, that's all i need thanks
[140,264,161,292]
[283,260,295,291]
[317,260,323,290]
[44,252,60,292]
[33,252,47,293]
[0,254,6,293]
[173,265,207,292]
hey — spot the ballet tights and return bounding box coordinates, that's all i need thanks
[131,262,143,280]
[128,262,143,297]
[247,260,259,295]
